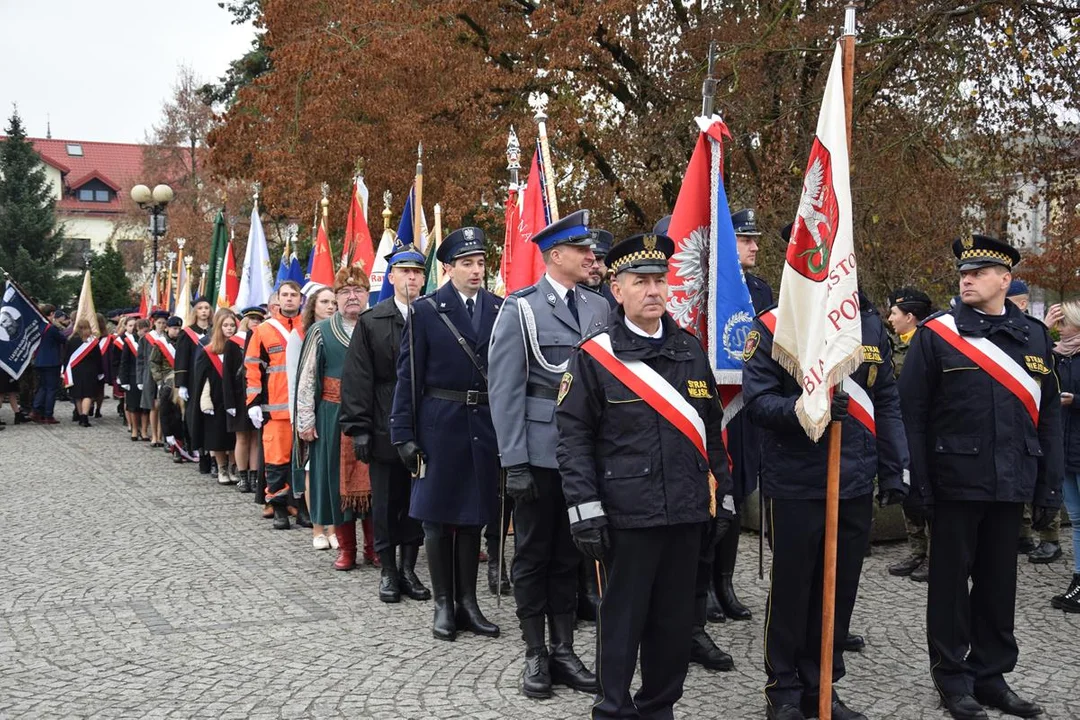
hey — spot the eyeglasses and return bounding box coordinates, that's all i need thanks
[337,287,368,297]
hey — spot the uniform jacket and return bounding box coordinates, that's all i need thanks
[150,335,178,387]
[34,323,66,367]
[1056,351,1080,473]
[598,282,618,310]
[727,272,774,500]
[174,324,208,394]
[221,340,247,417]
[117,333,140,389]
[556,311,733,531]
[743,302,909,502]
[898,301,1064,507]
[389,282,504,526]
[340,297,408,464]
[245,310,304,420]
[489,276,609,469]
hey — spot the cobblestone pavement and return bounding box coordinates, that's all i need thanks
[2,408,1078,719]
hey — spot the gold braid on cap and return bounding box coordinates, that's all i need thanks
[959,249,1013,266]
[333,265,370,293]
[612,248,668,273]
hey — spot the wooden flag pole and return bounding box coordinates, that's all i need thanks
[413,143,424,248]
[534,110,560,222]
[820,7,858,720]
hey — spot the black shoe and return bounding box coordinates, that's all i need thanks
[520,616,552,699]
[841,633,865,652]
[398,545,432,601]
[453,533,499,637]
[94,407,102,419]
[548,613,597,693]
[487,555,511,595]
[13,412,28,425]
[1017,537,1038,554]
[801,694,867,720]
[888,554,925,577]
[272,505,290,530]
[378,549,401,603]
[706,585,726,623]
[1052,573,1080,611]
[78,415,91,427]
[1028,541,1061,564]
[294,503,313,528]
[909,557,929,583]
[940,694,989,719]
[689,626,734,670]
[425,535,456,641]
[974,688,1043,718]
[766,704,806,720]
[718,572,752,620]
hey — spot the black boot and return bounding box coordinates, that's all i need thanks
[520,616,552,699]
[198,452,212,475]
[399,545,432,601]
[78,414,91,427]
[706,584,726,623]
[548,613,598,693]
[235,470,251,493]
[425,535,456,641]
[1052,573,1080,612]
[689,597,734,670]
[272,504,290,530]
[454,533,499,637]
[295,501,313,528]
[576,559,600,623]
[378,548,401,603]
[486,539,511,595]
[716,521,751,620]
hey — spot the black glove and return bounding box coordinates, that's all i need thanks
[1031,505,1057,532]
[830,389,850,421]
[572,525,610,562]
[352,434,372,464]
[905,502,933,526]
[396,440,424,475]
[878,488,906,509]
[505,464,539,504]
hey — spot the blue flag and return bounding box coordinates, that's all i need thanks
[378,187,420,302]
[0,280,48,379]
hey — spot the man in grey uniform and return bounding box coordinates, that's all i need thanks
[489,210,607,699]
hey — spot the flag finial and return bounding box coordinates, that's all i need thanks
[355,157,365,178]
[507,126,521,173]
[701,41,717,118]
[383,190,393,230]
[321,182,330,217]
[252,182,261,205]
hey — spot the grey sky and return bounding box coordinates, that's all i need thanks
[0,0,255,143]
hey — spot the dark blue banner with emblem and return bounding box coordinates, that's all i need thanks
[0,279,48,379]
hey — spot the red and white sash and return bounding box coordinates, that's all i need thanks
[203,345,224,377]
[124,334,140,355]
[98,335,112,354]
[842,377,876,437]
[230,331,247,348]
[924,313,1041,426]
[183,327,203,346]
[581,332,707,460]
[63,339,96,387]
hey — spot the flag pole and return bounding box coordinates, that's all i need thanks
[534,110,560,222]
[819,7,857,720]
[413,143,424,250]
[433,203,443,287]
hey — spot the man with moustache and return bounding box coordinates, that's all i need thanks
[390,226,503,643]
[341,240,432,599]
[489,210,606,698]
[585,228,618,311]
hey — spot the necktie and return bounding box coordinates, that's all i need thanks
[466,297,475,318]
[566,290,579,323]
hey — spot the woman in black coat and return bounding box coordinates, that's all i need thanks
[64,319,103,427]
[196,309,237,485]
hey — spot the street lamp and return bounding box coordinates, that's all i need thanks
[130,183,174,278]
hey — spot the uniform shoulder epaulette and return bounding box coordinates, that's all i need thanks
[577,283,603,296]
[575,322,612,349]
[756,303,779,319]
[918,309,949,327]
[510,286,537,298]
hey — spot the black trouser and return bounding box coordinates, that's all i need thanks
[422,522,481,541]
[928,501,1022,698]
[370,458,423,553]
[510,467,579,620]
[694,517,718,603]
[764,494,872,708]
[484,489,513,555]
[594,523,701,720]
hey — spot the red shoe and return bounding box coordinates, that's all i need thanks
[29,411,42,423]
[334,520,357,571]
[44,417,60,425]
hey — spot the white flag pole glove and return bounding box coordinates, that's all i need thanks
[137,383,143,390]
[226,408,236,417]
[203,407,214,415]
[722,495,736,515]
[248,406,263,429]
[121,384,130,391]
[178,387,189,402]
[97,374,104,381]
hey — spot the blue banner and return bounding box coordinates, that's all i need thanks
[0,280,48,379]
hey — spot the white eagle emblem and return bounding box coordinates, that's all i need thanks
[667,225,709,330]
[794,158,832,265]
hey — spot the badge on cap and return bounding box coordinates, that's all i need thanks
[962,235,974,250]
[463,228,475,241]
[644,235,657,251]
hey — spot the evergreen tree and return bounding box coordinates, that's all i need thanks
[0,109,65,304]
[90,243,133,311]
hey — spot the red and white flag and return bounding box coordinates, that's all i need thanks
[342,175,375,271]
[510,142,550,290]
[217,237,239,309]
[304,214,335,295]
[772,41,862,441]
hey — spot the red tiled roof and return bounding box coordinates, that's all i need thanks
[67,169,123,192]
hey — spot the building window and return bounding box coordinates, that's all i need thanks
[78,188,94,201]
[60,239,91,269]
[95,189,110,202]
[66,144,83,156]
[76,187,111,202]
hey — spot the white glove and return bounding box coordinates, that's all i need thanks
[97,374,104,381]
[178,387,190,402]
[137,383,143,390]
[165,435,175,446]
[226,408,236,417]
[121,384,130,391]
[248,406,264,429]
[203,407,214,416]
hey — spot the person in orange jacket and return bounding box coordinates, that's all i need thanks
[245,280,306,529]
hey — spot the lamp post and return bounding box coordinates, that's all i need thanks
[130,183,174,279]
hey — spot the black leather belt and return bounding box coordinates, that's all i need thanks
[424,387,489,405]
[526,383,559,400]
